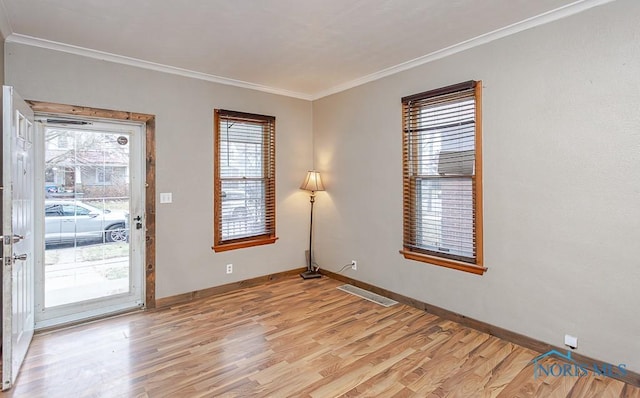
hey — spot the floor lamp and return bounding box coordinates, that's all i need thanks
[300,170,324,279]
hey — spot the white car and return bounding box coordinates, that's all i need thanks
[45,200,129,245]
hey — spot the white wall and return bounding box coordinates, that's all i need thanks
[5,43,313,299]
[313,0,640,372]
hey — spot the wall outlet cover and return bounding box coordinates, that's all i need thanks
[564,334,578,348]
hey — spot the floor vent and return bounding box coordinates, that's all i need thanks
[337,285,398,307]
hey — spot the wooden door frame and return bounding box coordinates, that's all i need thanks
[26,101,157,309]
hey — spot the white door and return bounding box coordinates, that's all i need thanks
[1,86,36,390]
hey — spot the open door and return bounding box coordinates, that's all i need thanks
[2,86,35,390]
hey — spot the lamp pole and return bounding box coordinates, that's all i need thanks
[301,189,321,279]
[308,190,315,270]
[300,170,323,279]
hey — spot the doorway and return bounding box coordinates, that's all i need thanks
[1,96,156,390]
[34,118,145,328]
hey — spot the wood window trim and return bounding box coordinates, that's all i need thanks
[399,250,486,275]
[26,100,158,307]
[212,109,277,252]
[400,81,486,276]
[213,236,278,253]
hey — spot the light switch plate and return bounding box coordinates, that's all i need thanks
[160,192,173,203]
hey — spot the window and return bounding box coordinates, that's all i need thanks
[45,167,56,183]
[400,80,486,275]
[213,109,277,252]
[45,204,63,217]
[96,167,113,184]
[57,134,69,149]
[61,205,91,216]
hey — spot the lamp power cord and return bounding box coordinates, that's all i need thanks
[337,263,353,273]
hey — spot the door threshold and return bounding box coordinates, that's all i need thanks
[35,307,145,335]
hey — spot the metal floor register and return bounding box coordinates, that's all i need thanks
[337,285,398,307]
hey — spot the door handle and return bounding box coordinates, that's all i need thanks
[13,253,27,261]
[1,234,24,244]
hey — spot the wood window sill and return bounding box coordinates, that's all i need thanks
[213,236,278,252]
[399,250,487,275]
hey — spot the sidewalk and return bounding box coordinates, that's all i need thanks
[45,242,130,307]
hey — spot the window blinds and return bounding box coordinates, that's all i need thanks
[214,109,276,248]
[402,81,481,265]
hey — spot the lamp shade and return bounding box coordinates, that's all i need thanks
[300,170,325,192]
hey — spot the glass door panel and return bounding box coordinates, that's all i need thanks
[37,121,144,327]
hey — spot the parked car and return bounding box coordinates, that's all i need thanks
[45,200,129,245]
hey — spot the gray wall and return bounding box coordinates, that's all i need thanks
[5,43,313,299]
[313,0,640,372]
[0,35,3,329]
[0,37,4,85]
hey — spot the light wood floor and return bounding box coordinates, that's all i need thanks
[2,276,639,397]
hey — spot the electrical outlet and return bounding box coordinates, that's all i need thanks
[226,264,233,274]
[351,260,357,270]
[564,334,578,349]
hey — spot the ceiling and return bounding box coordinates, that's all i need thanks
[0,0,607,100]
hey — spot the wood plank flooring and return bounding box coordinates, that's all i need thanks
[1,276,638,397]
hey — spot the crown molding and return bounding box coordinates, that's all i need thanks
[5,33,314,101]
[0,0,13,40]
[310,0,616,100]
[3,0,615,102]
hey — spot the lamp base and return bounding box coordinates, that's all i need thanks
[300,270,322,279]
